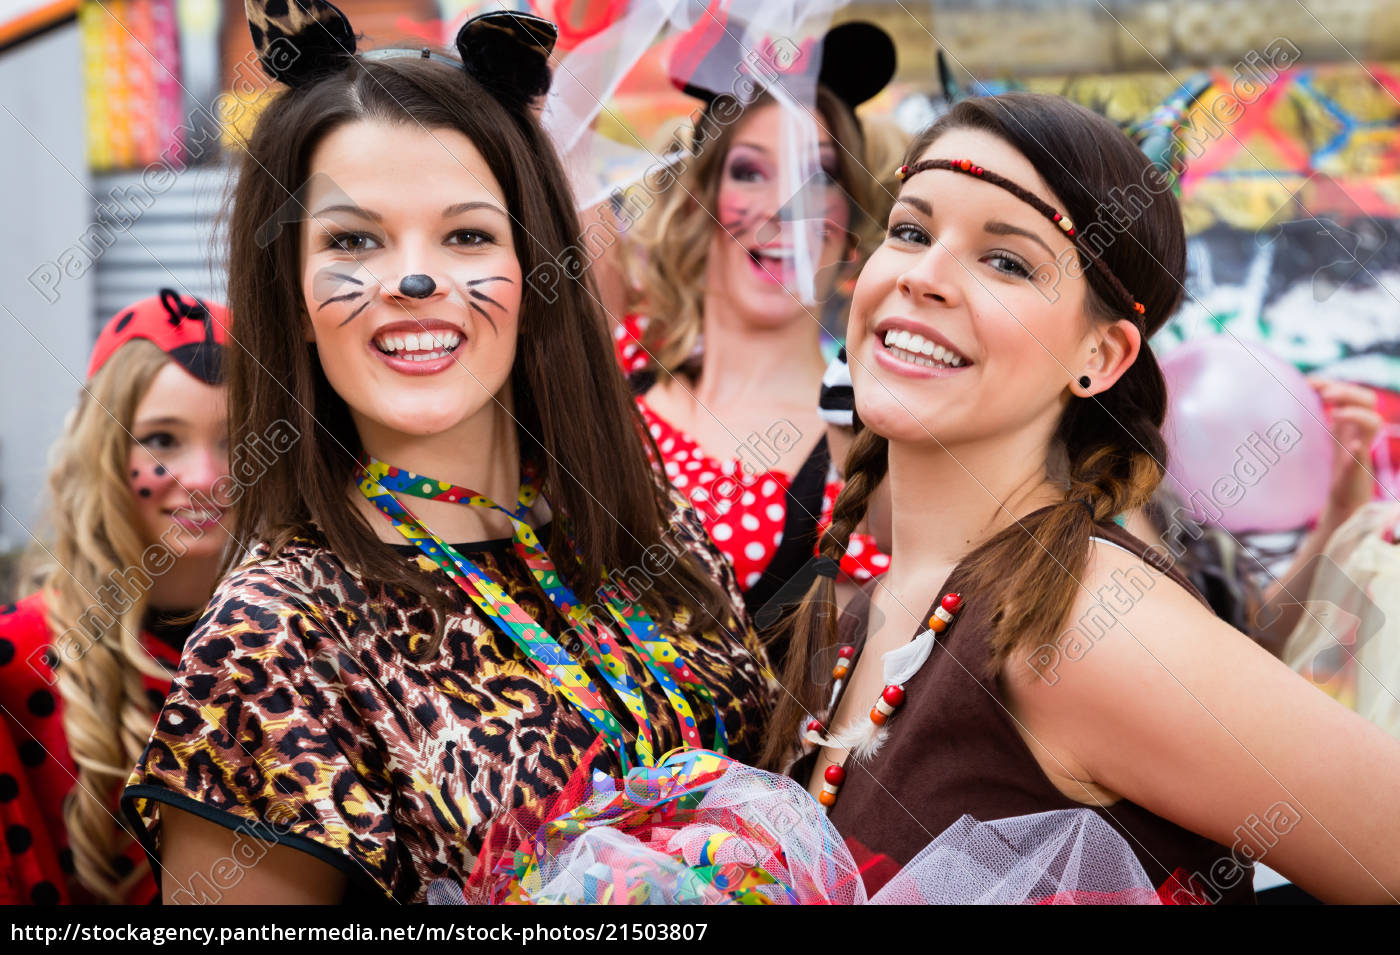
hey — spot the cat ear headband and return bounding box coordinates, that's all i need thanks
[244,0,558,115]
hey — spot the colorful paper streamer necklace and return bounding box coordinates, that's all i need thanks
[358,457,726,771]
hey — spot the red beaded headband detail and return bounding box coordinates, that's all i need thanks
[895,159,1147,320]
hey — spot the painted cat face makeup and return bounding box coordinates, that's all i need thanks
[299,119,523,452]
[708,103,853,325]
[127,362,231,556]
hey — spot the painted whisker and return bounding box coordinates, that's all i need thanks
[468,288,504,310]
[468,300,498,332]
[318,290,363,311]
[337,299,371,327]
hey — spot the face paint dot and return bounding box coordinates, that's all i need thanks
[154,465,166,477]
[130,469,139,478]
[138,488,152,498]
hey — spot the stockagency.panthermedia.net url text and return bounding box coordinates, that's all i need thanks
[12,921,710,946]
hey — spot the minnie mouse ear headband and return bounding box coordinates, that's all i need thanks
[670,16,895,117]
[244,0,557,114]
[88,289,229,384]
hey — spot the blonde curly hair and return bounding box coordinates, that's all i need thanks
[631,87,878,373]
[27,339,182,902]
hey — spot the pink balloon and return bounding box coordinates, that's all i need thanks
[1160,337,1332,533]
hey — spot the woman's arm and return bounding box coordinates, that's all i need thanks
[160,807,347,905]
[1254,380,1382,654]
[1007,542,1400,903]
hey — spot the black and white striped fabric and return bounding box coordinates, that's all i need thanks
[818,346,854,427]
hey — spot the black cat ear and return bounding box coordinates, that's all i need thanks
[245,0,356,88]
[454,10,557,115]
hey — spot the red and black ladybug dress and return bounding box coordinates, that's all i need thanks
[0,594,188,904]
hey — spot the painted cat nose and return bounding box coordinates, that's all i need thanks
[398,274,437,298]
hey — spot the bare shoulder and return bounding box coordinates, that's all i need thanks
[1004,539,1400,901]
[1008,537,1240,692]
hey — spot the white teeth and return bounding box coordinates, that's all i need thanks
[374,329,463,355]
[880,332,968,371]
[881,329,967,368]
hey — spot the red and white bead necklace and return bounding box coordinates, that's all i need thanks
[808,592,964,811]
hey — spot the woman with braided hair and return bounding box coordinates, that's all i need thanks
[0,289,229,903]
[765,93,1400,903]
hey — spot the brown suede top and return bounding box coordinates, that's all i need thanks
[800,516,1256,904]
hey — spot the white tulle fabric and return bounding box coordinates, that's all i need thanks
[429,760,1160,905]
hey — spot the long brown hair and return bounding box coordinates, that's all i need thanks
[762,93,1187,769]
[633,87,877,372]
[223,55,734,648]
[29,340,178,901]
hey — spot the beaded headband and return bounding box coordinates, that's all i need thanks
[895,158,1146,320]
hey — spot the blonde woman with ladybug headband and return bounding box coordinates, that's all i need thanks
[120,6,773,904]
[766,94,1400,903]
[0,290,229,904]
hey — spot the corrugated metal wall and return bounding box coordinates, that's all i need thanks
[89,163,231,334]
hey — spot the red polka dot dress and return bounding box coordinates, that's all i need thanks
[638,399,796,593]
[616,314,888,598]
[816,477,892,584]
[0,593,179,904]
[613,314,650,376]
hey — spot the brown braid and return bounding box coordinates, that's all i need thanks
[759,428,889,771]
[897,158,1146,323]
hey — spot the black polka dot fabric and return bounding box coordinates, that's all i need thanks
[26,690,55,719]
[1,592,179,904]
[7,823,33,854]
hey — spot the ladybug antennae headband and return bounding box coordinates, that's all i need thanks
[87,288,229,383]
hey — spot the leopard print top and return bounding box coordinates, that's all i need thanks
[121,504,774,903]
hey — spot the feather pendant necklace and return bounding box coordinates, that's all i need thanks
[805,593,964,810]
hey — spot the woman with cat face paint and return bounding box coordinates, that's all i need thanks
[121,6,774,904]
[0,290,229,904]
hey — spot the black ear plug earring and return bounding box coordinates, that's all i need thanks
[1078,376,1091,389]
